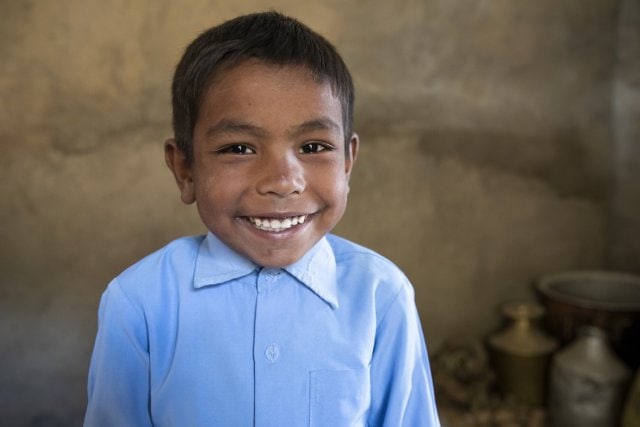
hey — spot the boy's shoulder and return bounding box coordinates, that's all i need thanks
[325,234,415,314]
[326,234,410,284]
[326,233,381,258]
[117,234,205,283]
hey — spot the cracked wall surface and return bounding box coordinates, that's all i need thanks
[1,0,638,424]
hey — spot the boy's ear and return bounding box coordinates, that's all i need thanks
[344,133,359,178]
[164,139,196,205]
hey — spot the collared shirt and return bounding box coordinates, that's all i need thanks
[84,233,440,426]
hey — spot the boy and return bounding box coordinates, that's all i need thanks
[85,11,440,426]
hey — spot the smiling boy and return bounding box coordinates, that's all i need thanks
[84,11,440,426]
[166,58,354,268]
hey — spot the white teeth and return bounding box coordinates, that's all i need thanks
[249,215,308,232]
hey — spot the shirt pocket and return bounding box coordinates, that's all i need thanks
[309,368,370,427]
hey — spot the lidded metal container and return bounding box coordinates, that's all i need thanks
[488,301,558,406]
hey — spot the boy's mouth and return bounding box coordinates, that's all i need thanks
[247,215,308,232]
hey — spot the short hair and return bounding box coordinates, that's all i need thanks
[171,11,355,164]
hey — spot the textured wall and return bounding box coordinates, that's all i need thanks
[0,0,636,425]
[611,0,640,271]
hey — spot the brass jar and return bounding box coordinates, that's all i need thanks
[488,301,558,406]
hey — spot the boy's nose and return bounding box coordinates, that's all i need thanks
[255,153,305,197]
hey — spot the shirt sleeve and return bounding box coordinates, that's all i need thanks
[84,280,153,427]
[368,281,441,426]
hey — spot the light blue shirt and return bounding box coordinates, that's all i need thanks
[84,233,440,426]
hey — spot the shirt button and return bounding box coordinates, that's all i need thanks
[265,344,280,362]
[264,269,281,282]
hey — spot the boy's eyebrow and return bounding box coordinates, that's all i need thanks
[205,119,268,139]
[288,117,341,137]
[205,117,341,139]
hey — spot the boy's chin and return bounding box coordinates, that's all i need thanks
[232,235,320,268]
[245,247,309,268]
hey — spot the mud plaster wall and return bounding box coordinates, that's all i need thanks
[611,0,640,271]
[1,0,638,424]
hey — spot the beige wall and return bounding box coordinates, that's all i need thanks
[1,0,637,424]
[611,0,640,270]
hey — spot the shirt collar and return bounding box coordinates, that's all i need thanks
[284,236,338,309]
[193,233,339,309]
[194,233,258,288]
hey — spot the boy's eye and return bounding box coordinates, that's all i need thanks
[300,142,329,154]
[218,144,255,155]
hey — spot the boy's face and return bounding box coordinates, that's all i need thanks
[166,60,358,268]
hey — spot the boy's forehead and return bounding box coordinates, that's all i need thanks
[199,60,345,131]
[216,58,303,76]
[204,60,343,110]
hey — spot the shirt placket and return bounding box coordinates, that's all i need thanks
[254,267,284,426]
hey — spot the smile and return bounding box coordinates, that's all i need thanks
[248,215,308,232]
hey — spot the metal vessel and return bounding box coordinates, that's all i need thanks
[536,270,640,369]
[548,326,631,427]
[488,301,558,406]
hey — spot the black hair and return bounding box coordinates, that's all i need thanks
[171,11,355,164]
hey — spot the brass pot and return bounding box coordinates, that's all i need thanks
[488,301,558,406]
